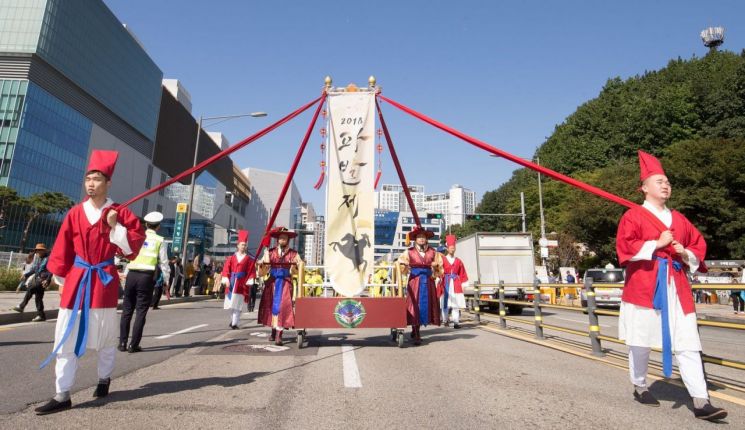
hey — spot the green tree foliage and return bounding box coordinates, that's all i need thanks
[19,192,74,252]
[480,49,745,261]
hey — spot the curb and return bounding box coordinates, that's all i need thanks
[698,313,745,325]
[0,295,214,326]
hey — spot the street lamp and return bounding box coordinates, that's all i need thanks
[180,112,268,273]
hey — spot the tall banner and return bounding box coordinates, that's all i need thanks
[325,90,376,297]
[171,203,188,254]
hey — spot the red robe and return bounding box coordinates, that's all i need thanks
[440,256,468,297]
[616,205,706,315]
[406,247,441,326]
[221,253,254,302]
[47,203,144,309]
[257,247,297,328]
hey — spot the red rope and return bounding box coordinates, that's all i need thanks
[247,92,328,277]
[378,94,672,234]
[119,95,324,209]
[313,170,325,190]
[375,98,422,228]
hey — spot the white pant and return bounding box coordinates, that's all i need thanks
[628,346,708,399]
[230,309,241,326]
[55,347,116,394]
[442,307,460,323]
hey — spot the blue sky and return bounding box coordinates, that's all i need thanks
[105,0,745,215]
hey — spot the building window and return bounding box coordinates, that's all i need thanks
[142,198,149,217]
[159,172,167,196]
[156,204,163,213]
[145,165,153,189]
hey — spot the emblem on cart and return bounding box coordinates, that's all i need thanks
[334,299,366,328]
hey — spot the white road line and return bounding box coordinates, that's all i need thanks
[155,324,208,339]
[341,344,362,388]
[553,316,611,328]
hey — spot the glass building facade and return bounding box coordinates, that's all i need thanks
[8,81,91,199]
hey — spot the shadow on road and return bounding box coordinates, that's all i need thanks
[75,371,270,408]
[0,340,53,347]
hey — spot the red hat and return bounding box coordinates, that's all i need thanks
[269,226,297,239]
[408,226,434,241]
[445,235,457,247]
[86,150,119,179]
[237,230,249,244]
[638,150,665,182]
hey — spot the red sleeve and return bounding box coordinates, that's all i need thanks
[222,256,233,278]
[458,259,468,282]
[682,215,707,271]
[616,211,646,267]
[246,257,256,280]
[47,210,75,277]
[118,207,145,260]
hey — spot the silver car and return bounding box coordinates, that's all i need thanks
[580,268,624,308]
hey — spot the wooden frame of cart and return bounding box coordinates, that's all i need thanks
[292,263,409,348]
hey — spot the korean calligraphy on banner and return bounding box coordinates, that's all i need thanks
[325,91,375,297]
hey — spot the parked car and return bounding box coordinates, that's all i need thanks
[580,268,624,308]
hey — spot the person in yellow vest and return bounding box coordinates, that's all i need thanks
[118,211,169,353]
[372,266,390,297]
[305,269,324,297]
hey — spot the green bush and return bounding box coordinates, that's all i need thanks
[0,268,22,291]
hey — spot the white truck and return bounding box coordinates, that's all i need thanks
[458,232,535,315]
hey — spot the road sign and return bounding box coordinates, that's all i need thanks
[172,203,188,254]
[539,237,548,247]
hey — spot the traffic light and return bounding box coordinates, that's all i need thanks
[426,213,443,220]
[465,214,482,221]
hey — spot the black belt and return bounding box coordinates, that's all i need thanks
[129,269,155,274]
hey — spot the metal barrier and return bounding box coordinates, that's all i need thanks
[473,278,745,374]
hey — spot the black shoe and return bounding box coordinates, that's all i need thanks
[117,343,127,352]
[32,316,46,322]
[231,324,238,330]
[12,306,23,313]
[127,345,142,353]
[152,306,159,310]
[35,398,71,415]
[93,381,110,398]
[269,329,276,342]
[693,403,727,421]
[453,323,461,329]
[633,390,660,407]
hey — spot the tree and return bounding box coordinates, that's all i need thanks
[19,192,74,252]
[0,186,20,231]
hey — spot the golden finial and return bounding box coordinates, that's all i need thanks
[324,76,332,88]
[369,75,376,88]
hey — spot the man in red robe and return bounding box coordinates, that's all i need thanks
[35,150,145,415]
[616,151,726,421]
[257,227,303,346]
[440,234,469,329]
[221,230,254,329]
[397,227,443,345]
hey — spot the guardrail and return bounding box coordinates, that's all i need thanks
[469,279,745,374]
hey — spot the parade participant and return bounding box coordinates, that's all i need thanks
[257,227,303,346]
[440,235,469,329]
[305,268,324,297]
[119,211,169,352]
[616,151,726,421]
[35,150,145,415]
[221,230,254,329]
[397,227,443,345]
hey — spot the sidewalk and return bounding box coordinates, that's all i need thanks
[696,303,745,324]
[0,291,213,325]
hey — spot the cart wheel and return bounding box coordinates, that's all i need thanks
[397,331,404,348]
[390,328,397,342]
[297,330,305,349]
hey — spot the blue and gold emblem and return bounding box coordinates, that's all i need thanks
[334,299,366,328]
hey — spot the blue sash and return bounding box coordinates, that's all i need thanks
[228,271,246,301]
[40,256,114,369]
[443,273,457,316]
[653,256,682,378]
[270,268,291,316]
[411,267,432,326]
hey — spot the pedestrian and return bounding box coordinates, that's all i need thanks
[257,227,303,346]
[119,211,169,352]
[440,235,469,329]
[151,267,165,309]
[221,230,254,329]
[183,258,194,297]
[172,257,183,297]
[15,251,35,292]
[396,226,443,345]
[12,243,51,321]
[616,150,726,421]
[167,256,176,295]
[565,270,576,284]
[730,278,744,315]
[34,150,145,415]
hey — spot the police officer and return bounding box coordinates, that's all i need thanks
[119,211,169,353]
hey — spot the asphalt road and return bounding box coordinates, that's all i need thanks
[2,299,744,429]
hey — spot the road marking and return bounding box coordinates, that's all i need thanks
[155,324,208,339]
[341,344,362,388]
[553,316,610,328]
